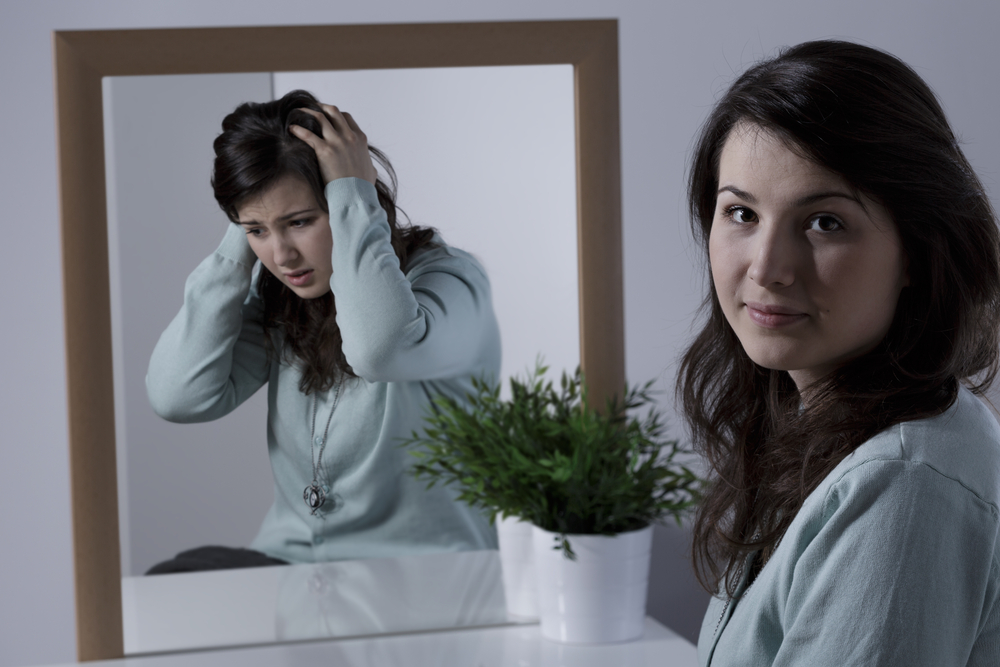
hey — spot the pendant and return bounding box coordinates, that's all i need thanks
[304,483,326,515]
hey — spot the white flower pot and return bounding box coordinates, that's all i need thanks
[496,514,538,619]
[532,524,653,644]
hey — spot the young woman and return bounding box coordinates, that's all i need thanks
[679,41,1000,665]
[146,90,500,569]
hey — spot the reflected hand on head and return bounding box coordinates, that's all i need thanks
[289,104,378,187]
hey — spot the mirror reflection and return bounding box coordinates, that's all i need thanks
[104,66,578,588]
[121,550,508,654]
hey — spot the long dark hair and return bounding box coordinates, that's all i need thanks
[678,40,1000,596]
[212,89,436,394]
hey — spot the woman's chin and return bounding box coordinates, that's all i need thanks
[741,346,801,373]
[286,282,332,300]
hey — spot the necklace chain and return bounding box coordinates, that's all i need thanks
[709,532,782,665]
[304,380,343,517]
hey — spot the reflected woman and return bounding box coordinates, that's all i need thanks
[146,90,500,571]
[679,42,1000,664]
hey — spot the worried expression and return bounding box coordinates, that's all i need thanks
[236,175,333,300]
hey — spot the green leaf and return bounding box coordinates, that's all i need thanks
[398,357,706,552]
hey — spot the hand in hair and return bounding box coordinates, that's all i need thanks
[289,104,378,187]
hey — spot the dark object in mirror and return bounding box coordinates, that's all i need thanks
[146,546,288,575]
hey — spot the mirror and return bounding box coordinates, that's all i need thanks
[105,64,578,580]
[121,551,511,654]
[55,20,622,661]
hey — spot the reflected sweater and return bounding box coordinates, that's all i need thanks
[147,178,500,563]
[699,385,1000,666]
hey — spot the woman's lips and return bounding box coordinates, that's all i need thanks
[285,270,314,287]
[745,302,808,328]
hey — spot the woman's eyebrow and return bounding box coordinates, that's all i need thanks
[793,191,863,207]
[237,208,319,226]
[276,208,320,221]
[717,186,863,209]
[718,185,756,203]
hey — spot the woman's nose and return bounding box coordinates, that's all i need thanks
[748,224,796,287]
[272,237,300,266]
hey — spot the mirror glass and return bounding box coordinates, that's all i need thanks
[120,550,510,653]
[103,65,577,652]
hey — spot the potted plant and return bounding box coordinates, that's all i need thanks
[405,362,702,643]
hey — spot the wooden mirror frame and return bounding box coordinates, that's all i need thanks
[54,20,622,661]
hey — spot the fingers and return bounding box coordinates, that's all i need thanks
[287,122,321,147]
[319,104,362,134]
[290,105,367,143]
[287,104,376,187]
[289,107,336,139]
[340,110,364,136]
[320,104,346,130]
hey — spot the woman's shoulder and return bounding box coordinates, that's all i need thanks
[836,385,1000,510]
[403,235,490,283]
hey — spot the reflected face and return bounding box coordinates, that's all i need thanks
[236,175,333,299]
[709,124,909,389]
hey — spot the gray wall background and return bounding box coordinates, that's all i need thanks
[104,73,276,579]
[3,1,999,665]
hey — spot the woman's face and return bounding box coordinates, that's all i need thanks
[236,175,333,299]
[709,123,909,390]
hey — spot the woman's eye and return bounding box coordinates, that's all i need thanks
[246,228,264,237]
[289,218,311,228]
[807,215,843,232]
[726,206,758,224]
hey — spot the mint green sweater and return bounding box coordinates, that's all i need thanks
[147,178,500,562]
[699,386,1000,666]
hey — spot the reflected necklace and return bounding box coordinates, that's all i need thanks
[304,380,343,517]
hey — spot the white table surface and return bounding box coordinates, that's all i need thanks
[38,617,697,667]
